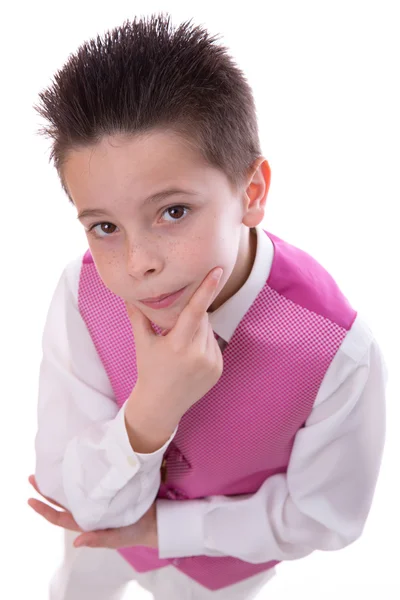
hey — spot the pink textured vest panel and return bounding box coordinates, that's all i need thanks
[78,230,356,590]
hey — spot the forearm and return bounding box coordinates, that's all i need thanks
[124,385,180,454]
[35,400,177,531]
[156,331,387,562]
[35,261,178,532]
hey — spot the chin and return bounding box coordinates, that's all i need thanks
[144,307,179,328]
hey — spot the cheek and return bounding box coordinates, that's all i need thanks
[91,252,125,293]
[185,232,234,272]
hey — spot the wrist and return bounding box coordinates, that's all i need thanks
[147,502,159,549]
[124,389,180,453]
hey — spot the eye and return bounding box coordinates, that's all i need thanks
[88,222,118,238]
[161,205,190,223]
[86,205,191,239]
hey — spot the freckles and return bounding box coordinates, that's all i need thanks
[105,248,123,269]
[105,257,117,272]
[181,244,199,263]
[165,238,181,255]
[96,253,121,282]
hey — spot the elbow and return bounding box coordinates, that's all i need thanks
[71,507,108,532]
[33,463,94,531]
[328,499,373,550]
[318,519,365,551]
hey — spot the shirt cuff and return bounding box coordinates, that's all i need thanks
[103,402,179,482]
[157,498,209,558]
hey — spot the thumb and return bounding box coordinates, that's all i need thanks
[125,301,156,339]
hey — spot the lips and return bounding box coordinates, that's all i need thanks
[140,288,183,302]
[139,286,187,309]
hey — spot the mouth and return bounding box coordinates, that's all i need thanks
[139,288,184,302]
[139,286,187,309]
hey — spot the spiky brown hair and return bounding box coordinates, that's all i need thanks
[34,12,262,199]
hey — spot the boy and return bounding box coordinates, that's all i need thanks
[29,12,387,600]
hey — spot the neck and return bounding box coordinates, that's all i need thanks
[209,226,257,312]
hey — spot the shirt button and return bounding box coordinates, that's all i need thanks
[127,455,137,467]
[173,558,180,566]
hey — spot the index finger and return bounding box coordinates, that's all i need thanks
[27,498,82,532]
[173,267,223,343]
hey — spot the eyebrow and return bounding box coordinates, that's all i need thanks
[77,188,199,221]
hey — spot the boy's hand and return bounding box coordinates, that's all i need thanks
[27,476,158,549]
[125,267,224,431]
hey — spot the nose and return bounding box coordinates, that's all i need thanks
[126,237,162,279]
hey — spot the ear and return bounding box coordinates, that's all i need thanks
[242,158,271,228]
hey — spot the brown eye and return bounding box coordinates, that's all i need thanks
[99,223,117,234]
[168,206,185,219]
[88,222,119,238]
[163,205,190,223]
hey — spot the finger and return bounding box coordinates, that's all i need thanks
[173,267,223,344]
[27,498,82,532]
[206,323,223,370]
[28,475,41,494]
[77,519,147,549]
[194,313,210,352]
[203,320,216,355]
[28,475,66,510]
[75,528,121,549]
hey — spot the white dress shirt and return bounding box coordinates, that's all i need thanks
[34,225,388,563]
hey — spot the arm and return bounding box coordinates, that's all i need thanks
[156,316,387,562]
[34,257,177,531]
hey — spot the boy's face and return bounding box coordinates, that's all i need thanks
[63,130,267,330]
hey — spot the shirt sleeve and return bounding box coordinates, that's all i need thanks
[34,256,178,531]
[156,314,388,562]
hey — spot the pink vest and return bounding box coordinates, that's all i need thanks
[78,229,356,591]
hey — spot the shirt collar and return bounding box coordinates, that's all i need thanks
[208,226,274,342]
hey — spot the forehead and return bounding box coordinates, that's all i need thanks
[63,130,217,204]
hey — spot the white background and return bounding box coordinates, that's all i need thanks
[1,0,399,598]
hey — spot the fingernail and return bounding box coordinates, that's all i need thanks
[212,268,223,280]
